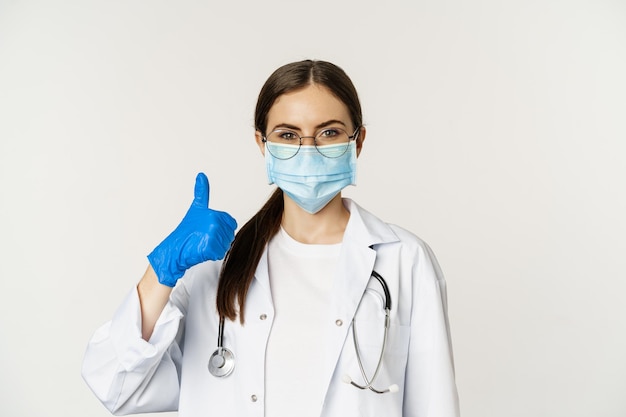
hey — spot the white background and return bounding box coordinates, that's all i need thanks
[1,1,625,416]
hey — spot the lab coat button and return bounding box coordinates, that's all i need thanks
[251,394,258,402]
[259,314,267,320]
[335,319,343,326]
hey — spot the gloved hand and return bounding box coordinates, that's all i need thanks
[148,172,237,287]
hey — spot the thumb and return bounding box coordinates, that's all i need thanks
[192,172,210,208]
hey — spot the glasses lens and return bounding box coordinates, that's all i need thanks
[267,129,300,145]
[265,136,300,159]
[315,128,351,158]
[265,128,354,159]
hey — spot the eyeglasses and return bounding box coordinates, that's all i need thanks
[262,127,360,160]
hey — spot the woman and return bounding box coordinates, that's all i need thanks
[82,59,460,416]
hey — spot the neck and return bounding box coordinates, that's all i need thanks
[281,194,350,244]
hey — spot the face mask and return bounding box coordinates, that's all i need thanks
[265,142,357,214]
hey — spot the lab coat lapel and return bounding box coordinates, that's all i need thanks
[331,235,376,328]
[252,246,271,302]
[317,199,399,408]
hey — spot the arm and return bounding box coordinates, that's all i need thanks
[137,265,173,341]
[81,281,187,414]
[140,172,236,340]
[82,173,237,414]
[403,242,460,417]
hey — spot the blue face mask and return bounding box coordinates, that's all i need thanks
[265,142,357,214]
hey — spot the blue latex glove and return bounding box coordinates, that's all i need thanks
[148,173,237,287]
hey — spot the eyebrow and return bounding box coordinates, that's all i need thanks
[269,119,347,132]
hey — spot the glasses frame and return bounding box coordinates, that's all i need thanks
[262,126,361,160]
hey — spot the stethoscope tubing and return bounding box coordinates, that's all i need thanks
[347,270,395,394]
[208,270,397,394]
[349,307,390,393]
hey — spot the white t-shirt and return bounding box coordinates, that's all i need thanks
[264,227,341,417]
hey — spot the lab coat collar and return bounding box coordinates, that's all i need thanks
[341,198,400,248]
[252,198,400,302]
[332,198,400,316]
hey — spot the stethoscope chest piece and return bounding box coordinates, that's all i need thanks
[208,348,235,377]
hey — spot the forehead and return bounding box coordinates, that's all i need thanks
[266,84,351,130]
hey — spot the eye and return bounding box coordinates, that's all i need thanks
[318,128,341,138]
[274,130,299,141]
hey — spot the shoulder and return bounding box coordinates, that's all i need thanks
[347,199,433,251]
[347,199,442,272]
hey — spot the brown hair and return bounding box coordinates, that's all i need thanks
[216,59,363,323]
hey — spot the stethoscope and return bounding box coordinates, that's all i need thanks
[208,316,236,377]
[208,270,399,394]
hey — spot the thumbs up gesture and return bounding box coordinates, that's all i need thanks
[148,173,238,287]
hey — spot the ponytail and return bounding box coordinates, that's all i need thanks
[216,188,283,323]
[218,59,362,323]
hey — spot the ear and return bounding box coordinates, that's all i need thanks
[355,126,366,157]
[255,130,265,156]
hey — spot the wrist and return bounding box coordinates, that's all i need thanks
[147,249,182,287]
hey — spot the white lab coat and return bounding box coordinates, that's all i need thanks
[82,199,459,416]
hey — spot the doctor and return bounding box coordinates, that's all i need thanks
[82,59,460,417]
